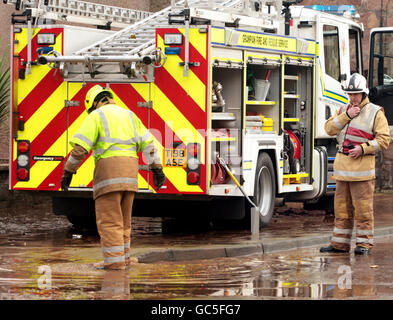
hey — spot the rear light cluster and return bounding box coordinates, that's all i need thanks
[186,143,200,185]
[17,140,30,181]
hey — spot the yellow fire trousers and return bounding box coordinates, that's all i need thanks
[95,191,135,270]
[331,180,375,251]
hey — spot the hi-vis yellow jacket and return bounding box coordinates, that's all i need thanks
[65,103,157,199]
[70,103,154,162]
[325,97,390,181]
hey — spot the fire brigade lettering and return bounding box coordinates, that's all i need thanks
[241,33,289,50]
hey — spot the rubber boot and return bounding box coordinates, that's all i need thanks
[354,246,370,255]
[320,245,349,253]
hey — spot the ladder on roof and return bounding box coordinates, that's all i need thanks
[11,0,284,82]
[4,0,152,28]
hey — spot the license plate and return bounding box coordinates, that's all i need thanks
[164,148,187,167]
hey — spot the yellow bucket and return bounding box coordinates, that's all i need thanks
[262,117,273,131]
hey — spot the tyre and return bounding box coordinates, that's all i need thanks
[253,152,276,227]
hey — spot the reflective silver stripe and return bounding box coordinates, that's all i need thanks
[128,110,140,142]
[345,134,369,143]
[331,236,351,244]
[349,123,373,135]
[93,177,138,192]
[370,140,379,152]
[356,237,374,244]
[334,117,344,130]
[366,104,381,127]
[73,133,93,148]
[334,169,375,177]
[141,131,152,143]
[124,242,130,249]
[102,245,124,253]
[357,229,374,236]
[97,109,110,137]
[104,255,125,264]
[333,227,352,235]
[68,155,82,165]
[93,145,137,157]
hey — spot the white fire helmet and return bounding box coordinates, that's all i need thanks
[343,73,369,95]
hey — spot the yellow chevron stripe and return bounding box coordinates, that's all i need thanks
[130,84,204,193]
[17,33,63,105]
[110,86,153,191]
[19,82,67,142]
[70,155,94,188]
[15,82,80,188]
[157,35,206,112]
[14,28,40,55]
[178,28,207,59]
[14,129,67,189]
[64,84,157,192]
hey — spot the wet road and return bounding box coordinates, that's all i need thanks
[1,196,393,300]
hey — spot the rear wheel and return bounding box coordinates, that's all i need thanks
[253,152,276,227]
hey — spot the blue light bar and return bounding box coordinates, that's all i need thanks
[165,47,181,55]
[305,5,358,16]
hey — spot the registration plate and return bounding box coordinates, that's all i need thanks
[164,148,187,167]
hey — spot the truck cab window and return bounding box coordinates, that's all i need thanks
[371,32,393,87]
[349,28,361,74]
[323,25,340,82]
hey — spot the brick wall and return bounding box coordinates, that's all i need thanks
[150,0,171,12]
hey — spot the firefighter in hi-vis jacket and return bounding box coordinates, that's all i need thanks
[61,85,166,270]
[320,73,390,255]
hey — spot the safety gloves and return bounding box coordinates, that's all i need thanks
[61,170,73,191]
[152,167,166,190]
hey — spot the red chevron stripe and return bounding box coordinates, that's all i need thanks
[36,161,63,190]
[17,28,63,63]
[11,85,91,189]
[18,69,64,122]
[111,84,183,193]
[16,28,64,123]
[36,149,93,190]
[30,87,88,166]
[156,28,208,84]
[154,67,206,130]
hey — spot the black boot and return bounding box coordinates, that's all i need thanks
[354,246,369,255]
[320,245,349,253]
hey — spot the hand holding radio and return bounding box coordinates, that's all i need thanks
[347,106,361,119]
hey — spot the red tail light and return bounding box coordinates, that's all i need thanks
[17,168,29,180]
[188,144,199,157]
[16,140,30,181]
[18,141,29,153]
[186,143,201,185]
[187,172,200,184]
